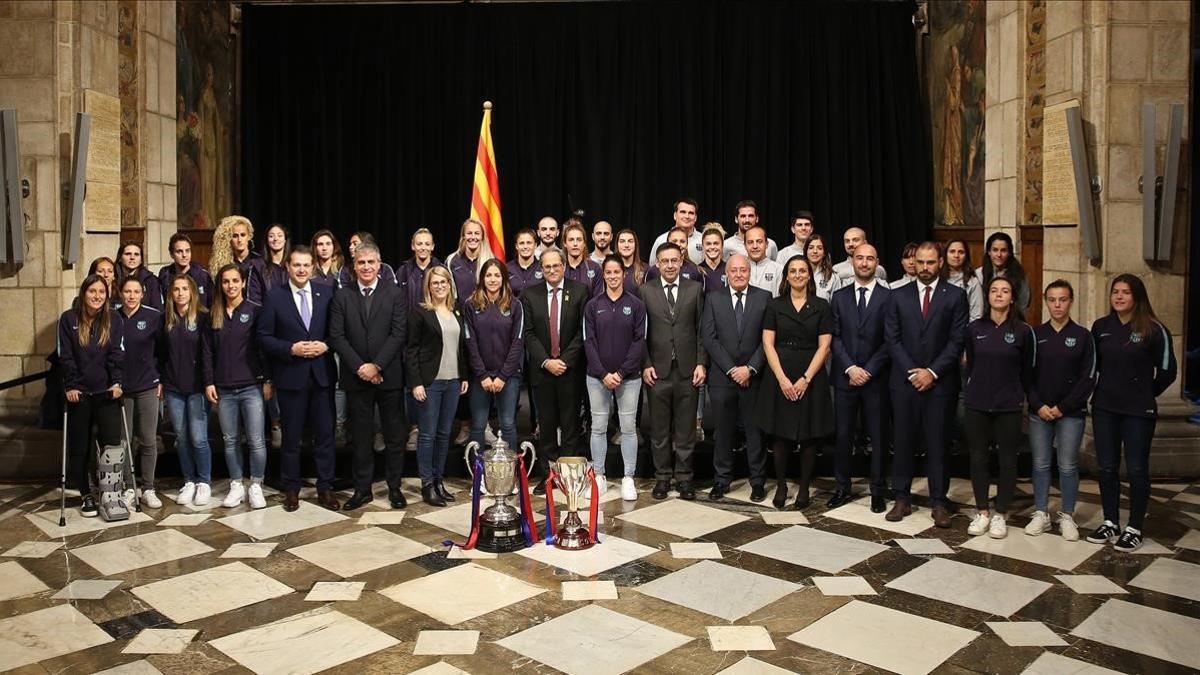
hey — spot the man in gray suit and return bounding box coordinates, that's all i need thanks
[701,255,770,502]
[642,242,708,500]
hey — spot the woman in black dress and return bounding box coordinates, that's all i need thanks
[758,255,834,510]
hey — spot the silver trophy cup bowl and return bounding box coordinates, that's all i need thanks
[465,439,536,552]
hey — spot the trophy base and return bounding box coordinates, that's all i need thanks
[475,522,530,553]
[553,528,594,551]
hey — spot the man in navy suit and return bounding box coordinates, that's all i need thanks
[258,245,340,512]
[701,255,770,502]
[830,244,892,512]
[883,241,967,527]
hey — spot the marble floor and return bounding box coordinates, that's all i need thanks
[0,474,1198,674]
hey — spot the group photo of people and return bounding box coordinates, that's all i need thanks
[60,199,1176,552]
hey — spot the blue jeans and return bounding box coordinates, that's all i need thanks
[164,391,211,484]
[1027,414,1083,514]
[586,376,641,477]
[417,379,461,485]
[469,376,521,448]
[217,386,267,481]
[1092,408,1156,530]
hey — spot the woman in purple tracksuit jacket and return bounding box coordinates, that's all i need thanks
[160,274,213,507]
[583,255,647,500]
[116,276,163,508]
[203,264,271,510]
[117,241,163,311]
[464,259,524,449]
[58,275,125,517]
[1085,274,1177,552]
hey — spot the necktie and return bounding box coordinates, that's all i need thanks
[858,287,867,314]
[299,288,311,330]
[666,283,677,312]
[921,285,932,319]
[734,291,745,334]
[362,286,373,315]
[549,287,561,358]
[362,286,372,298]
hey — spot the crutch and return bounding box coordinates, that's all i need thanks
[119,399,141,512]
[58,408,68,527]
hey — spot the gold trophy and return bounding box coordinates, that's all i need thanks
[548,457,597,550]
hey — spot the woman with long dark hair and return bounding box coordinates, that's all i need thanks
[757,255,834,510]
[116,275,163,509]
[117,241,163,310]
[1086,274,1177,552]
[203,264,271,509]
[406,266,470,507]
[963,276,1036,539]
[805,233,843,301]
[262,223,291,293]
[58,275,125,517]
[464,259,524,449]
[977,232,1029,314]
[161,274,213,507]
[616,228,647,296]
[311,229,345,289]
[1025,279,1095,541]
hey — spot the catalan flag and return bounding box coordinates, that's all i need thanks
[470,101,505,262]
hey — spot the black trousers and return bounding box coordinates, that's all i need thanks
[834,383,889,494]
[278,380,336,491]
[647,362,699,483]
[347,387,407,494]
[66,394,121,493]
[532,371,583,476]
[891,388,951,506]
[710,383,765,487]
[964,409,1021,513]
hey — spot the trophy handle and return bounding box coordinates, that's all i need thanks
[520,441,537,477]
[464,441,482,479]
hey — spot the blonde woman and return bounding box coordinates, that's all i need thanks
[445,218,494,302]
[405,266,469,506]
[161,274,213,506]
[210,215,267,303]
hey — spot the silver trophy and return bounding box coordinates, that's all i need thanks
[464,439,536,552]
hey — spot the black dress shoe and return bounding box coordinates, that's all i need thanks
[436,481,456,502]
[532,480,547,496]
[651,480,670,500]
[792,493,810,511]
[708,484,727,501]
[388,486,407,509]
[749,484,767,502]
[422,484,446,507]
[870,494,887,513]
[677,482,696,500]
[283,490,300,512]
[826,489,854,509]
[342,492,373,511]
[772,482,789,509]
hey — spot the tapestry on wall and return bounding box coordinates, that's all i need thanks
[929,0,985,227]
[177,0,235,230]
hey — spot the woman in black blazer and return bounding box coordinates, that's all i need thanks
[405,266,470,506]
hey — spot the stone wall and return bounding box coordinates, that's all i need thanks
[0,0,176,414]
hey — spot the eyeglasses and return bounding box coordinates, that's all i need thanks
[542,263,564,270]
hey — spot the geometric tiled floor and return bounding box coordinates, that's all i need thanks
[1,474,1198,674]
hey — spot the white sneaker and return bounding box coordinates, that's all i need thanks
[988,514,1008,539]
[193,483,211,506]
[621,477,637,501]
[269,425,282,450]
[248,483,267,509]
[121,489,136,509]
[141,489,162,509]
[222,481,245,508]
[176,482,196,505]
[967,513,990,536]
[1058,512,1079,541]
[1024,510,1051,536]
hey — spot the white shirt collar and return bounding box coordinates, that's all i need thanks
[547,280,564,292]
[920,277,939,294]
[730,285,749,299]
[289,280,309,294]
[855,278,878,292]
[659,274,680,289]
[357,279,378,294]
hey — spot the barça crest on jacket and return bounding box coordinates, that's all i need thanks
[240,313,251,323]
[1004,332,1015,344]
[1064,336,1076,348]
[136,320,148,330]
[622,306,631,315]
[1130,332,1142,343]
[587,269,596,279]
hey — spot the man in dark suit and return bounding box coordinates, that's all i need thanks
[329,242,408,511]
[521,248,588,493]
[830,243,893,512]
[701,254,768,502]
[642,242,708,500]
[257,245,340,512]
[884,241,968,527]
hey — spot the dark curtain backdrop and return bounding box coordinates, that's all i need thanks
[242,0,931,269]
